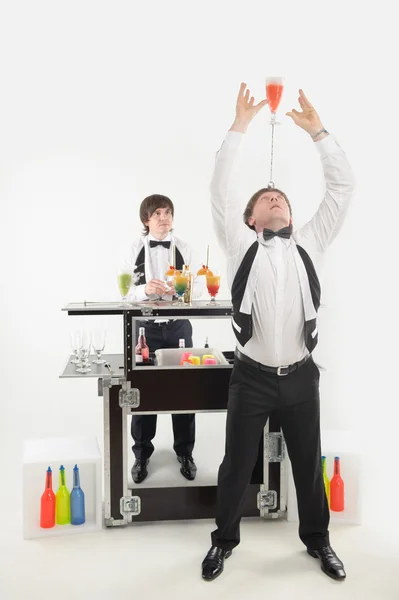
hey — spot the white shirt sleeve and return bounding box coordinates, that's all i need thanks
[294,135,356,253]
[210,131,257,256]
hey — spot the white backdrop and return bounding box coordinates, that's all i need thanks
[1,1,398,536]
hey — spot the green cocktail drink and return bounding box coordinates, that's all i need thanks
[118,273,132,302]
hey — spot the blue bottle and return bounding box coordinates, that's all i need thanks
[70,464,85,525]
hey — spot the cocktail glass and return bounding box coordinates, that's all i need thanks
[91,330,106,364]
[76,333,91,374]
[174,272,188,304]
[266,76,284,125]
[206,271,221,305]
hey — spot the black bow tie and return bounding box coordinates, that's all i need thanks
[263,225,292,242]
[149,240,171,249]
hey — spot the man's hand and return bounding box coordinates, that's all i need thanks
[230,82,269,134]
[145,279,168,296]
[164,282,175,295]
[286,90,326,139]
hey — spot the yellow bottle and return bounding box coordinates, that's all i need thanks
[56,465,71,525]
[182,265,193,304]
[322,456,330,507]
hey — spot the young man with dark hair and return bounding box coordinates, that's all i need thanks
[125,194,203,483]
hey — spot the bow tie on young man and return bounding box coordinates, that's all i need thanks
[262,224,293,242]
[149,240,171,249]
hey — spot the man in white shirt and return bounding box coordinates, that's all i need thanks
[126,194,203,483]
[201,83,355,582]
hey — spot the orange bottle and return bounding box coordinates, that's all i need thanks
[330,456,344,512]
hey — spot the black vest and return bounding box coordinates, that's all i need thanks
[231,241,321,353]
[134,244,185,285]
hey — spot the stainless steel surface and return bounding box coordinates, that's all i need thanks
[262,421,269,515]
[257,489,278,512]
[279,451,288,513]
[60,354,124,378]
[120,496,141,517]
[104,387,111,523]
[105,518,128,527]
[119,383,140,408]
[63,300,233,314]
[265,432,285,463]
[121,404,130,520]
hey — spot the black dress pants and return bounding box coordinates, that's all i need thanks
[211,355,330,551]
[131,319,196,460]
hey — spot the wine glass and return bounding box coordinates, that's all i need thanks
[265,76,284,125]
[70,331,82,364]
[76,332,91,374]
[117,268,133,306]
[173,271,188,304]
[206,269,221,305]
[91,330,106,364]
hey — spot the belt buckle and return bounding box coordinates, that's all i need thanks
[277,365,289,376]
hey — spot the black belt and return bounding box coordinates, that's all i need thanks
[234,349,310,376]
[143,319,177,326]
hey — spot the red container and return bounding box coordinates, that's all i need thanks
[40,467,56,528]
[330,456,344,512]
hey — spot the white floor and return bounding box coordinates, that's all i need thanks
[2,416,398,599]
[1,515,398,600]
[128,412,227,488]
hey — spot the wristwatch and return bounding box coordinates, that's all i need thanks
[312,128,329,140]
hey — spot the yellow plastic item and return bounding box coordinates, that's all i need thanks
[322,456,330,507]
[188,356,200,365]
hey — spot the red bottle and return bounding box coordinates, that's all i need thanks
[330,456,345,512]
[135,327,149,363]
[40,467,56,528]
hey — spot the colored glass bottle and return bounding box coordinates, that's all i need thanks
[330,456,345,512]
[40,467,56,528]
[56,465,71,525]
[135,327,149,363]
[321,456,330,507]
[70,464,85,526]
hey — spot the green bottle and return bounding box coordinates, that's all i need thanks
[56,465,71,525]
[322,456,330,507]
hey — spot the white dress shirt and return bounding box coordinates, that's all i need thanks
[211,131,355,367]
[240,234,307,366]
[125,233,204,303]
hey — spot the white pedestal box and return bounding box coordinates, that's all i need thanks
[23,436,102,539]
[286,430,363,526]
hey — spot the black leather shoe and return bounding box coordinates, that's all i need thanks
[202,545,232,581]
[177,455,197,481]
[131,459,149,484]
[307,545,346,580]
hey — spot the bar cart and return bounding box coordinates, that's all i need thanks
[60,300,288,527]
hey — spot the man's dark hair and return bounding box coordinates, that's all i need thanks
[243,187,292,230]
[139,194,174,235]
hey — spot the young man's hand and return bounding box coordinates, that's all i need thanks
[145,280,168,296]
[286,90,327,140]
[229,82,269,134]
